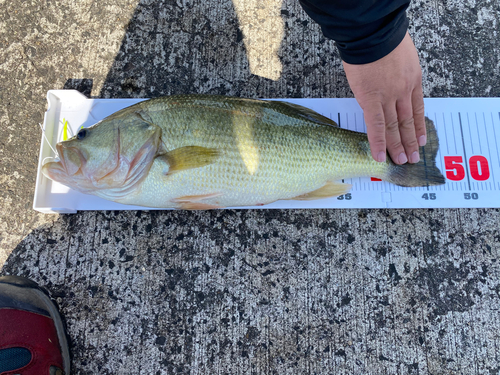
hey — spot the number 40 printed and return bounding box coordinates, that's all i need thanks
[444,156,490,181]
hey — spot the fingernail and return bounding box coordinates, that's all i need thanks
[377,152,386,163]
[411,151,420,163]
[398,152,408,164]
[418,135,427,147]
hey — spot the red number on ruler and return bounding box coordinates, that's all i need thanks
[371,178,382,181]
[469,155,490,181]
[444,156,491,181]
[444,156,465,181]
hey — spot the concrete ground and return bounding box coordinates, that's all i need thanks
[1,0,499,374]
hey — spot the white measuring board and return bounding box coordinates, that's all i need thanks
[33,90,500,213]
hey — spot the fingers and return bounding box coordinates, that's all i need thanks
[384,107,408,164]
[365,93,425,165]
[390,86,426,165]
[412,87,426,147]
[395,99,419,164]
[363,101,387,163]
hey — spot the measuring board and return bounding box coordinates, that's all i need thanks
[33,90,500,213]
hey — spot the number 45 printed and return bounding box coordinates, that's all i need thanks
[444,156,490,181]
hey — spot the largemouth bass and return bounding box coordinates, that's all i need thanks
[42,95,445,209]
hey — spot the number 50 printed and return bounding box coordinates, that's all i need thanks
[444,156,490,181]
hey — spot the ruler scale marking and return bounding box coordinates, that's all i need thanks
[421,138,430,191]
[443,112,450,155]
[474,113,483,155]
[436,113,447,194]
[459,113,472,191]
[450,114,458,155]
[467,113,475,155]
[450,114,458,157]
[483,112,496,188]
[434,112,445,192]
[490,112,500,172]
[448,114,458,193]
[434,114,448,171]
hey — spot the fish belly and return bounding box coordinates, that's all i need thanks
[117,131,382,209]
[118,157,332,208]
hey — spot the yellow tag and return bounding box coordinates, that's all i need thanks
[62,119,84,141]
[62,118,69,141]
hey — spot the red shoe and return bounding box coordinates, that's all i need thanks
[0,276,70,375]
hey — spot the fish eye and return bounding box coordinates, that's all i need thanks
[77,129,87,140]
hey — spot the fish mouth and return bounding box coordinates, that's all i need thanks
[41,143,86,184]
[56,143,86,177]
[41,158,65,180]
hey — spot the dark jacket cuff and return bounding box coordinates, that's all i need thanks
[331,13,409,64]
[299,0,410,64]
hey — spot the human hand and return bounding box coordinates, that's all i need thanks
[343,32,426,164]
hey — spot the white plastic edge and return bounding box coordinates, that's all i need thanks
[33,90,88,214]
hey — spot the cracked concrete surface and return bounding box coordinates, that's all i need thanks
[1,0,500,374]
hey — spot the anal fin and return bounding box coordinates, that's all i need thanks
[177,202,221,210]
[290,181,352,201]
[172,193,223,210]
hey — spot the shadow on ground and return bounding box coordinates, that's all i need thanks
[96,0,348,100]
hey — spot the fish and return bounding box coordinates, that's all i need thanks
[42,95,445,209]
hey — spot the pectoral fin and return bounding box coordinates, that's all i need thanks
[134,112,156,127]
[290,181,352,201]
[157,146,219,175]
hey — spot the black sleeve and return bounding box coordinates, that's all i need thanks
[298,0,410,64]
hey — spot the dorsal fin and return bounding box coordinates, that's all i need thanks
[271,101,340,127]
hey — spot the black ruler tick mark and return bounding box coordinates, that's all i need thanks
[459,113,471,191]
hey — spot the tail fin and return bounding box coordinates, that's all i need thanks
[386,117,445,187]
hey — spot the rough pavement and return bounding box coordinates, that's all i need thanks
[1,0,500,374]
